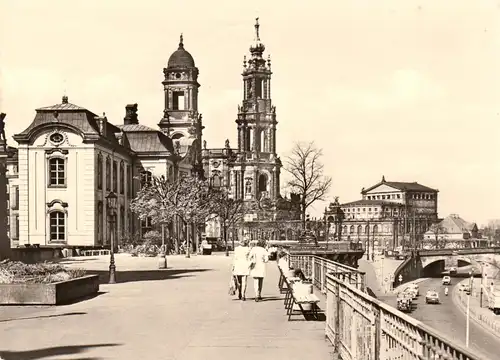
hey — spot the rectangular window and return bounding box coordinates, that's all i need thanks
[172,91,185,110]
[127,165,132,197]
[49,158,66,187]
[141,217,153,235]
[113,161,118,192]
[13,186,19,210]
[97,155,103,190]
[49,211,65,242]
[106,159,111,191]
[13,215,19,240]
[119,163,124,194]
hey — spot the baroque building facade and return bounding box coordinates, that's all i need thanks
[325,176,439,250]
[5,19,298,249]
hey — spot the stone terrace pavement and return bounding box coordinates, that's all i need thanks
[0,253,333,360]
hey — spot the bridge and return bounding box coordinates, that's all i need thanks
[284,252,480,359]
[393,247,500,287]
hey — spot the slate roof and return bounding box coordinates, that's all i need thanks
[341,199,399,207]
[362,177,438,194]
[14,96,177,158]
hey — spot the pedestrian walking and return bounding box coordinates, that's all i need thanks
[232,239,251,301]
[249,239,269,302]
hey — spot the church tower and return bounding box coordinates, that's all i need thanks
[232,18,281,202]
[158,35,203,142]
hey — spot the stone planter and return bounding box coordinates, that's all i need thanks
[0,275,99,305]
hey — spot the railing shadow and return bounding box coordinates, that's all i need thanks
[87,268,211,284]
[0,343,121,360]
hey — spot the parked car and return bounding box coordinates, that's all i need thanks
[425,290,440,304]
[449,267,457,275]
[442,276,451,285]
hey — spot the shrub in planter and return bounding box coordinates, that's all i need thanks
[0,260,87,284]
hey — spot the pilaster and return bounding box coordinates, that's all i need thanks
[0,141,10,259]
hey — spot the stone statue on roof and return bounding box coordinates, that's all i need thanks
[0,113,6,141]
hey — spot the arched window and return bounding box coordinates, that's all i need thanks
[106,157,111,191]
[365,225,369,234]
[49,211,66,242]
[141,171,152,187]
[343,225,347,234]
[97,154,103,190]
[357,225,362,235]
[119,162,124,194]
[212,175,221,188]
[258,174,267,193]
[373,225,378,234]
[112,161,118,192]
[48,158,66,187]
[97,201,103,244]
[350,225,355,234]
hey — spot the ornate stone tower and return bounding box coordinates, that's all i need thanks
[158,34,203,142]
[232,18,281,202]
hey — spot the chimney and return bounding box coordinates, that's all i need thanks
[95,113,107,137]
[124,103,139,125]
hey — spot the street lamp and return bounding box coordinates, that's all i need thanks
[466,270,473,347]
[106,191,118,284]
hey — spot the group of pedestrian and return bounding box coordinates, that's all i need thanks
[232,238,269,301]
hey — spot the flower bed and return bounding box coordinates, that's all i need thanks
[0,260,86,284]
[0,260,99,305]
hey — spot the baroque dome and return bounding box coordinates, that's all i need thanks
[167,34,195,68]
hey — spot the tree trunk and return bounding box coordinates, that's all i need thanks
[174,218,180,254]
[185,221,191,258]
[301,203,307,230]
[231,225,236,250]
[224,225,229,257]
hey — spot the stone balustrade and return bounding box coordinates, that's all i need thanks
[286,253,481,360]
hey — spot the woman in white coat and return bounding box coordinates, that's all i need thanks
[249,239,269,302]
[232,239,251,301]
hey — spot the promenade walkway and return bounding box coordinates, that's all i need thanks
[0,253,333,360]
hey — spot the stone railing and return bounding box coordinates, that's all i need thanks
[326,274,481,360]
[285,253,365,292]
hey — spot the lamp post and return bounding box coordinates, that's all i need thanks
[106,191,117,284]
[466,270,473,347]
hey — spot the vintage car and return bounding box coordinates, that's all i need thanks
[425,290,440,304]
[442,276,451,285]
[397,293,413,312]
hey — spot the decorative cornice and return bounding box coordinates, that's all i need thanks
[45,148,69,155]
[47,199,68,208]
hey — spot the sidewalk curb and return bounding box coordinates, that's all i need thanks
[452,279,500,339]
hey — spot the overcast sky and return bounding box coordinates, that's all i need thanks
[1,0,499,225]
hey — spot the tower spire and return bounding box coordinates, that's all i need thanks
[254,17,260,41]
[179,33,184,49]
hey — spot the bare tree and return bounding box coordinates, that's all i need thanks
[284,141,332,229]
[212,188,245,256]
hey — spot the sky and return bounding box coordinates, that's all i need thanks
[1,0,499,226]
